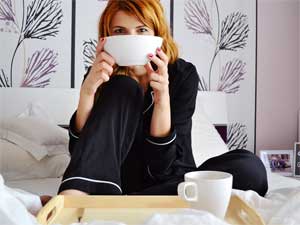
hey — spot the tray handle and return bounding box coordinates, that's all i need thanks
[37,196,64,225]
[226,195,266,225]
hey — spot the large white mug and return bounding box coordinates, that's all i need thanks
[177,171,233,219]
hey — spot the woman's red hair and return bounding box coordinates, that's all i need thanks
[98,0,179,64]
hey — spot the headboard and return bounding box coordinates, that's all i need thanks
[0,88,80,125]
[196,91,228,143]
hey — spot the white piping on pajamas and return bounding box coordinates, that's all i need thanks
[143,91,154,114]
[146,134,177,146]
[61,177,122,193]
[69,128,79,139]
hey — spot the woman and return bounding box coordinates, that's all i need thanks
[58,0,268,196]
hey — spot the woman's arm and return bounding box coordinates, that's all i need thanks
[145,48,171,138]
[143,60,199,181]
[150,94,171,137]
[74,91,95,133]
[73,37,115,133]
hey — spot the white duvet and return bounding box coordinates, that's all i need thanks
[0,175,41,225]
[1,174,300,225]
[233,187,300,225]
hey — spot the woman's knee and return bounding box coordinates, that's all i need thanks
[58,189,88,196]
[103,75,143,99]
[198,149,268,196]
[231,150,268,196]
[92,75,144,113]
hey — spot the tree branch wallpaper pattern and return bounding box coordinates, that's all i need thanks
[185,0,249,93]
[1,0,257,151]
[0,0,71,88]
[227,122,248,151]
[175,0,257,151]
[83,38,97,72]
[21,48,58,87]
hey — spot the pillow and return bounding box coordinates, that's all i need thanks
[2,117,68,146]
[1,117,69,159]
[17,101,56,124]
[0,128,47,161]
[0,139,70,181]
[192,100,229,167]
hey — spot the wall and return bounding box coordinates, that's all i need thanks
[256,0,300,153]
[1,0,299,153]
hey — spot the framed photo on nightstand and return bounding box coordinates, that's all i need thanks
[260,150,294,176]
[294,143,300,177]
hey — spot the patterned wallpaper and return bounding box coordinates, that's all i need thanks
[0,0,257,152]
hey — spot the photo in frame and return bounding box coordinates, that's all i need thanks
[260,150,294,176]
[294,143,300,177]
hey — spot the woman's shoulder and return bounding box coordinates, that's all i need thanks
[168,58,199,85]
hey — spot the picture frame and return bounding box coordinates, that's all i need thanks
[294,143,300,177]
[260,150,294,176]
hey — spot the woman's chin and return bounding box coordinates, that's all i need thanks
[129,65,147,76]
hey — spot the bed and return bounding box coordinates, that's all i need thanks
[1,88,300,197]
[1,88,80,196]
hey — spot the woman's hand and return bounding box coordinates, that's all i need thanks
[75,38,115,132]
[81,38,115,96]
[145,48,171,137]
[145,48,170,106]
[40,195,52,207]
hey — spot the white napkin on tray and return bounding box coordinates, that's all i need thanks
[55,221,126,225]
[143,209,229,225]
[0,175,41,225]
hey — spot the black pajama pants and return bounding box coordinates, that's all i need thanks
[58,75,268,197]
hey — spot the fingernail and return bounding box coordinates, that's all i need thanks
[148,54,154,58]
[157,48,161,52]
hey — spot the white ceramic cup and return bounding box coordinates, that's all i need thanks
[177,171,233,219]
[104,35,163,66]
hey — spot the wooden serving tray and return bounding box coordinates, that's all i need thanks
[37,195,265,225]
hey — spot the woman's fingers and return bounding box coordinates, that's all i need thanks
[149,72,166,84]
[148,54,165,72]
[150,80,166,92]
[147,48,169,75]
[99,72,110,82]
[144,62,154,74]
[95,38,115,66]
[148,68,169,95]
[96,38,106,57]
[94,62,112,82]
[156,48,169,64]
[146,48,170,98]
[96,61,114,75]
[95,51,115,66]
[91,68,110,83]
[91,38,115,84]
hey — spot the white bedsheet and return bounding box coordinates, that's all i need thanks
[1,173,300,225]
[267,172,300,192]
[5,171,300,197]
[233,172,300,225]
[0,175,40,225]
